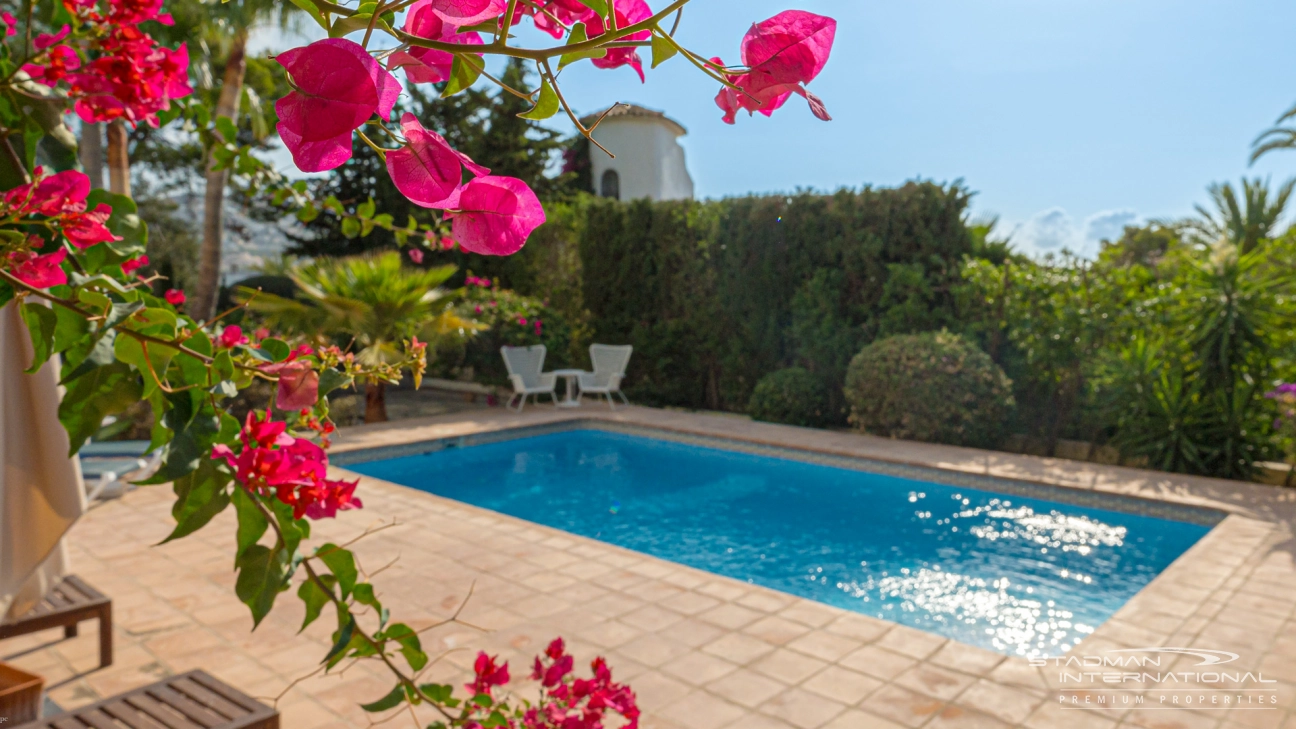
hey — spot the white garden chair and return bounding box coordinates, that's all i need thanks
[578,344,633,409]
[500,345,557,411]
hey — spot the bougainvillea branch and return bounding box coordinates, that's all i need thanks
[0,0,837,724]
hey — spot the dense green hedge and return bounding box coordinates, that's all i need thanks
[747,367,830,427]
[573,182,978,416]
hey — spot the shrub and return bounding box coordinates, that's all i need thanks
[844,331,1014,448]
[748,367,830,427]
[444,278,573,385]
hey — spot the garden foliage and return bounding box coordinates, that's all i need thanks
[843,331,1015,448]
[747,367,829,427]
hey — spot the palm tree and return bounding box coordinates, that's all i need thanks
[1252,101,1296,162]
[238,252,482,423]
[186,0,299,321]
[1185,177,1295,254]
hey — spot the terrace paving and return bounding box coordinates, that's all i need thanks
[6,405,1296,729]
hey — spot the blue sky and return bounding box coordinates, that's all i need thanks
[257,0,1296,256]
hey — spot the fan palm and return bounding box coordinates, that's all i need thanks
[238,252,481,423]
[1185,177,1295,254]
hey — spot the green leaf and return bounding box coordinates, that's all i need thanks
[360,686,405,713]
[572,0,606,15]
[341,216,362,239]
[214,349,236,381]
[214,115,238,143]
[285,0,328,28]
[60,331,115,385]
[259,337,291,362]
[559,24,607,69]
[357,198,376,219]
[442,54,483,97]
[85,190,146,251]
[58,362,142,456]
[519,78,559,121]
[323,614,356,664]
[419,684,457,707]
[114,333,179,397]
[329,12,391,37]
[318,367,352,398]
[161,459,231,543]
[235,544,289,627]
[352,582,379,608]
[0,280,13,309]
[232,487,269,561]
[384,623,427,672]
[316,543,358,599]
[103,301,145,331]
[297,573,336,632]
[650,29,678,68]
[19,302,57,374]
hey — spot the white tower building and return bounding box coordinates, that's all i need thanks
[585,104,694,202]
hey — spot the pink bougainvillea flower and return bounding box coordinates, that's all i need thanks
[5,168,91,216]
[387,0,483,85]
[24,45,82,86]
[301,477,362,519]
[260,360,320,411]
[239,411,294,449]
[439,176,545,256]
[587,0,652,82]
[68,27,192,127]
[64,204,120,249]
[466,652,510,696]
[408,247,424,264]
[274,38,400,173]
[429,0,506,26]
[713,11,836,124]
[1,11,15,36]
[121,254,148,276]
[34,25,69,49]
[7,248,67,288]
[164,288,185,306]
[527,0,596,39]
[386,113,489,207]
[217,325,250,349]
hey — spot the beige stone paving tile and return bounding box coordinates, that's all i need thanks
[858,683,947,728]
[521,571,581,592]
[1022,703,1119,729]
[759,686,848,729]
[626,581,689,603]
[618,634,693,668]
[583,591,647,618]
[779,601,842,629]
[956,679,1047,724]
[661,650,739,684]
[801,665,883,705]
[707,668,788,708]
[739,591,798,613]
[752,648,830,685]
[623,604,689,632]
[559,559,617,580]
[986,658,1051,695]
[821,709,905,729]
[745,616,814,646]
[697,581,748,602]
[665,618,727,648]
[577,619,644,649]
[719,715,796,729]
[702,633,779,665]
[1121,707,1220,729]
[1223,705,1288,729]
[925,705,1016,729]
[787,630,864,663]
[928,641,1005,676]
[839,645,918,681]
[658,690,747,729]
[875,627,947,660]
[698,603,766,630]
[824,614,891,644]
[895,664,978,702]
[662,570,710,591]
[660,591,724,616]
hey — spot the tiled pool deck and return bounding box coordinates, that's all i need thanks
[7,406,1296,729]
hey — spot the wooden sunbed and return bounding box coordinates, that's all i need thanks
[13,669,279,728]
[0,575,111,668]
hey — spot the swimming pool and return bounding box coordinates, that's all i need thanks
[345,428,1213,657]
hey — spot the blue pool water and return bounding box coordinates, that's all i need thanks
[348,430,1211,656]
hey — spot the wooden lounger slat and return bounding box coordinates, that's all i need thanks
[14,671,278,729]
[122,694,196,729]
[148,686,226,728]
[75,709,125,729]
[102,701,170,729]
[168,678,243,720]
[0,574,113,668]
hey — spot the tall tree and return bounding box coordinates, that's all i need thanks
[185,1,297,321]
[1252,100,1296,162]
[1187,177,1295,253]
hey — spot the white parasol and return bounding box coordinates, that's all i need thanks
[0,301,86,619]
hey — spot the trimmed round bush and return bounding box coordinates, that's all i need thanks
[844,331,1014,448]
[748,367,830,427]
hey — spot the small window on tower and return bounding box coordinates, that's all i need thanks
[601,169,620,200]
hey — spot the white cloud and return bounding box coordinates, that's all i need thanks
[1006,207,1143,257]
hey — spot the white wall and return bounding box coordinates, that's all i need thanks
[589,118,694,202]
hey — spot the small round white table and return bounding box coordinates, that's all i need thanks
[552,369,587,408]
